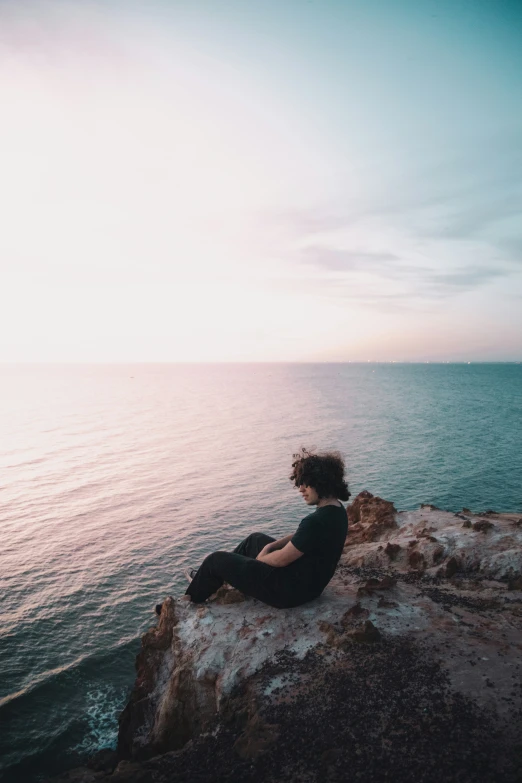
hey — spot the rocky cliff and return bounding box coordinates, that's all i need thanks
[53,493,522,783]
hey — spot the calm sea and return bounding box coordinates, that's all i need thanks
[1,363,521,782]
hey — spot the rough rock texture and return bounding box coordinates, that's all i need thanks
[52,493,522,783]
[346,490,397,544]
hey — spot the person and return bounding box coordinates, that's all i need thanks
[156,448,350,613]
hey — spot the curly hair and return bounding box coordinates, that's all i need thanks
[289,447,350,501]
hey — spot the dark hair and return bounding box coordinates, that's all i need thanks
[289,447,351,501]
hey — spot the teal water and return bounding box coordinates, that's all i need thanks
[1,363,521,782]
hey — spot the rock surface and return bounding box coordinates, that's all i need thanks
[51,494,522,783]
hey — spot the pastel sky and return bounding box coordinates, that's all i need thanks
[0,0,521,362]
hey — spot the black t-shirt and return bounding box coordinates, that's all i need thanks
[285,503,348,598]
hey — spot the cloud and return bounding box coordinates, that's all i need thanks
[300,246,401,273]
[288,242,515,308]
[414,191,522,245]
[269,127,522,261]
[262,275,413,313]
[418,266,511,298]
[261,133,522,310]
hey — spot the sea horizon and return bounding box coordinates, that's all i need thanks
[1,360,521,365]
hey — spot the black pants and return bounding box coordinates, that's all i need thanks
[185,532,311,609]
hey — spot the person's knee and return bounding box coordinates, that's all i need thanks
[247,532,267,542]
[204,550,228,568]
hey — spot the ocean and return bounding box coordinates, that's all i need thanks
[1,362,521,782]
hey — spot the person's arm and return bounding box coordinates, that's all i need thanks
[256,541,304,567]
[256,534,293,560]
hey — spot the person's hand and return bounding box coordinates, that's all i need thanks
[256,543,275,560]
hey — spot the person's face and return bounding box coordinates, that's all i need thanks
[299,484,319,505]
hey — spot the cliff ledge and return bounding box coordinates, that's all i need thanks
[53,493,522,783]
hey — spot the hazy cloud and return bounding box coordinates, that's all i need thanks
[292,243,515,306]
[265,134,522,311]
[418,266,511,298]
[300,247,402,273]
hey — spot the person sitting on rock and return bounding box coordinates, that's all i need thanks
[160,448,350,611]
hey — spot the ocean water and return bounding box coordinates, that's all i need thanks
[1,362,521,782]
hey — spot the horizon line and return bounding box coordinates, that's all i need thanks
[1,360,521,366]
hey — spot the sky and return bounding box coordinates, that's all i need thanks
[0,0,521,362]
